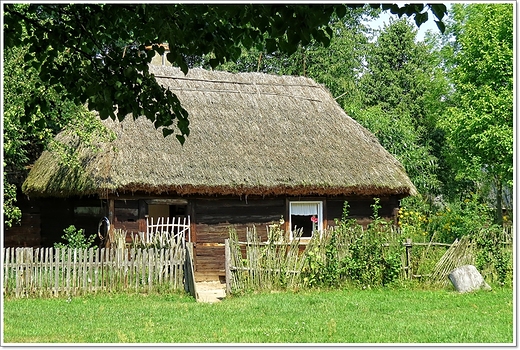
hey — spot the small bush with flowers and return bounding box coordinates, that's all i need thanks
[397,206,430,242]
[399,193,498,244]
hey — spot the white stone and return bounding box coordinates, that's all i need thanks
[448,265,492,293]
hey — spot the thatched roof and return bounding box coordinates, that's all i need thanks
[23,65,417,198]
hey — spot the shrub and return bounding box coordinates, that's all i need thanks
[340,199,403,287]
[474,225,513,286]
[400,192,498,244]
[54,225,97,249]
[301,229,342,288]
[301,199,403,289]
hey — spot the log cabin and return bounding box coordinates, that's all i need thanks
[20,65,417,281]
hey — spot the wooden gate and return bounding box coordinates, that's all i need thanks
[142,216,191,248]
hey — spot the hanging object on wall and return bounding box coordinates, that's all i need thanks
[97,216,110,242]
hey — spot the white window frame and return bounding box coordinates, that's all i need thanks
[289,201,323,240]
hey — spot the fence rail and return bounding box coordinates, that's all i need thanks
[3,246,186,298]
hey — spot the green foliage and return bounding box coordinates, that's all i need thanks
[474,226,512,286]
[397,195,512,283]
[397,200,431,242]
[3,177,22,228]
[54,225,97,249]
[301,230,342,288]
[399,193,500,244]
[439,3,513,216]
[4,35,110,229]
[301,200,403,288]
[301,204,356,288]
[3,44,85,167]
[356,107,441,195]
[433,198,491,243]
[4,3,446,139]
[340,199,403,287]
[354,19,448,196]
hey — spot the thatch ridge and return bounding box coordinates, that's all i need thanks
[23,66,417,198]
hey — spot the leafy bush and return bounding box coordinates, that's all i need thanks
[399,194,513,283]
[340,199,403,287]
[301,199,403,288]
[301,229,342,288]
[3,177,21,228]
[399,193,498,244]
[397,198,431,242]
[474,225,512,286]
[54,225,97,249]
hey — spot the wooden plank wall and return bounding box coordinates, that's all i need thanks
[327,196,400,227]
[112,199,145,243]
[193,197,285,280]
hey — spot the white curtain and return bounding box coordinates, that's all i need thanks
[290,202,319,216]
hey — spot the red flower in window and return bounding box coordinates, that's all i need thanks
[310,216,318,224]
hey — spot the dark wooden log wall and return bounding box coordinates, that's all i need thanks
[38,197,107,247]
[193,197,285,280]
[36,197,145,247]
[4,191,41,247]
[112,199,147,242]
[10,193,401,282]
[192,195,401,280]
[327,196,400,227]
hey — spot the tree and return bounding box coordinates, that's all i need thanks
[214,5,376,113]
[440,3,513,224]
[3,41,113,228]
[354,19,448,196]
[3,43,83,227]
[3,3,447,142]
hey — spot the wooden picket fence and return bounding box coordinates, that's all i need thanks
[3,245,186,298]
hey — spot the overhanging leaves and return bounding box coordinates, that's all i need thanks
[4,3,447,142]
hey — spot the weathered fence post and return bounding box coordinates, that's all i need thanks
[184,242,197,300]
[15,248,22,297]
[405,238,412,279]
[225,239,231,295]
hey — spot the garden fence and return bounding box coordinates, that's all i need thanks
[225,227,513,294]
[224,227,305,294]
[3,245,186,298]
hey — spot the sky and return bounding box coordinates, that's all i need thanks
[366,5,446,42]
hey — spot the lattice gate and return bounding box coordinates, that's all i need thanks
[141,216,191,248]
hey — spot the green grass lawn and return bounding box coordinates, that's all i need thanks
[3,286,514,344]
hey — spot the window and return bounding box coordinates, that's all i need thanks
[289,201,323,239]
